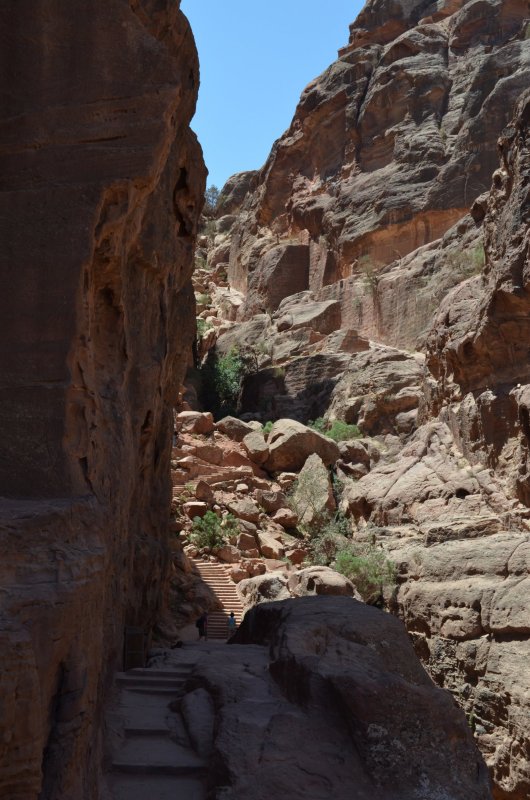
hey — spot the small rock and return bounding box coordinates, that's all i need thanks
[195,480,214,504]
[236,532,258,551]
[230,566,249,583]
[227,498,261,524]
[183,501,208,519]
[215,544,241,564]
[236,483,250,493]
[272,508,298,528]
[277,472,298,491]
[256,489,288,513]
[257,531,285,559]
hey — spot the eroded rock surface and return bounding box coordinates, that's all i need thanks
[185,598,492,799]
[0,3,205,798]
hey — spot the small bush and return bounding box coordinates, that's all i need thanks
[327,420,361,442]
[262,420,274,436]
[308,418,361,441]
[308,417,327,434]
[196,318,213,339]
[189,511,238,550]
[334,542,396,603]
[310,514,351,565]
[196,293,212,306]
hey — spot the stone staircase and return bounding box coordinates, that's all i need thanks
[192,559,244,639]
[104,665,206,800]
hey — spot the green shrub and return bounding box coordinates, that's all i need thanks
[310,514,351,565]
[196,318,213,339]
[308,418,361,441]
[334,542,396,603]
[308,417,327,434]
[326,420,361,442]
[196,292,212,306]
[262,420,274,436]
[189,511,238,550]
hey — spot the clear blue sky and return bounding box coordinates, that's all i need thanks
[181,1,364,190]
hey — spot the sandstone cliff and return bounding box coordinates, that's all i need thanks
[0,2,205,798]
[188,4,530,798]
[223,0,529,348]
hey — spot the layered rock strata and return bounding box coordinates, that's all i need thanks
[220,0,530,348]
[0,2,205,798]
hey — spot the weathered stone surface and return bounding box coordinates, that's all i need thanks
[272,508,298,528]
[242,430,269,465]
[328,346,423,436]
[177,411,215,435]
[226,498,261,524]
[215,545,241,564]
[255,489,288,514]
[237,574,290,607]
[287,566,359,598]
[264,419,340,472]
[215,416,256,442]
[0,2,205,797]
[291,453,335,527]
[190,598,491,799]
[256,531,285,560]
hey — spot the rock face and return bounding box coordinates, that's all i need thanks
[189,597,492,799]
[225,0,530,350]
[0,3,205,798]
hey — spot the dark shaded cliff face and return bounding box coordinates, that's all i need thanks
[0,2,205,798]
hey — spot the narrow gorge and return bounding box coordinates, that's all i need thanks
[1,1,529,799]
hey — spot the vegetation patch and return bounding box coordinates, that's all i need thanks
[189,510,239,550]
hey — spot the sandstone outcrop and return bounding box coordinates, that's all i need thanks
[223,0,529,352]
[184,598,491,799]
[0,3,205,797]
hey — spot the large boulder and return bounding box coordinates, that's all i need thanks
[242,430,269,465]
[237,573,290,606]
[177,411,214,435]
[257,531,285,560]
[215,416,256,442]
[287,566,359,598]
[291,453,335,527]
[264,419,340,473]
[191,598,491,799]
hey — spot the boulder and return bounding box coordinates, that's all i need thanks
[272,508,298,528]
[257,531,285,560]
[242,430,269,465]
[255,489,288,514]
[215,545,241,564]
[236,532,258,552]
[195,480,214,504]
[291,453,335,527]
[264,419,340,473]
[287,566,359,598]
[215,416,255,442]
[237,573,290,606]
[177,411,214,435]
[284,546,308,566]
[183,501,208,519]
[227,498,261,524]
[230,566,250,583]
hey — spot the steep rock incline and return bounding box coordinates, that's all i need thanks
[181,597,492,799]
[223,0,529,347]
[425,89,530,503]
[0,2,205,798]
[347,93,530,799]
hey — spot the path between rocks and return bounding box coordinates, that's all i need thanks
[192,558,244,639]
[102,661,207,800]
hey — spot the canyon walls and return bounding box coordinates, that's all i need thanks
[0,2,205,798]
[221,0,529,349]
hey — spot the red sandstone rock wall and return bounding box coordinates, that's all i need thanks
[224,0,529,346]
[0,2,205,797]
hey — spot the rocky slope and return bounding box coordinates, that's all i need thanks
[153,598,492,800]
[185,4,530,798]
[0,3,205,798]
